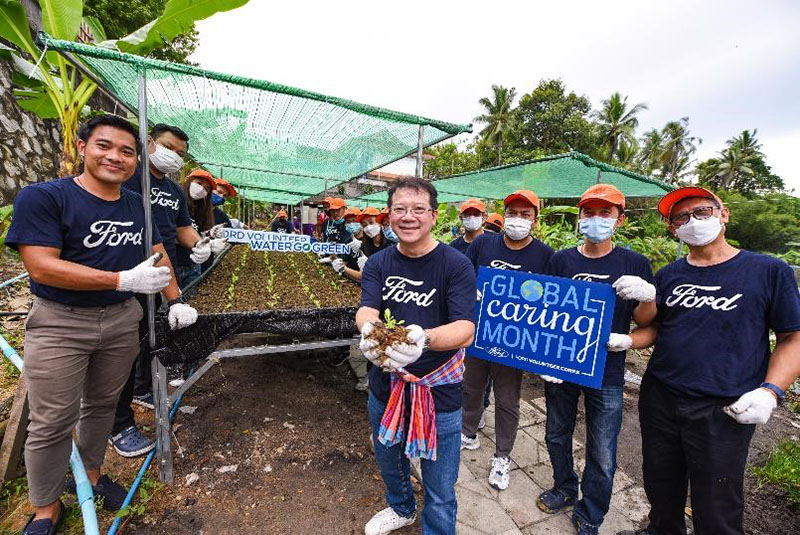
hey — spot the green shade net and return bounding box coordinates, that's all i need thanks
[352,152,673,207]
[39,34,471,203]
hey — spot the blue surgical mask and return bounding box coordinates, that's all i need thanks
[333,217,345,225]
[383,226,399,243]
[579,216,617,244]
[211,193,224,206]
[346,222,362,234]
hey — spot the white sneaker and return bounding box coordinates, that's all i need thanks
[461,433,480,450]
[488,455,511,490]
[478,411,486,429]
[364,507,416,535]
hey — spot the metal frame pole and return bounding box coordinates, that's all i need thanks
[415,125,424,178]
[138,69,173,484]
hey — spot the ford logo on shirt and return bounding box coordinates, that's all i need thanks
[83,220,143,248]
[664,284,743,311]
[489,259,522,270]
[151,188,180,210]
[382,276,437,307]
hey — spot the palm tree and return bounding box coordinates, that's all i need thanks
[616,137,640,169]
[713,145,755,190]
[659,117,701,183]
[593,92,648,162]
[637,128,664,175]
[475,85,517,166]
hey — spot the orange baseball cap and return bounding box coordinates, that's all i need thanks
[186,168,216,192]
[504,190,540,211]
[214,178,236,198]
[657,186,722,219]
[459,198,487,214]
[343,207,362,219]
[377,207,390,224]
[357,207,381,223]
[277,210,287,218]
[578,184,626,209]
[486,213,504,227]
[325,197,347,210]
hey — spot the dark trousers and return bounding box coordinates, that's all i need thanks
[112,294,159,434]
[639,373,755,535]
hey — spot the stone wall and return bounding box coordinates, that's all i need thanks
[0,58,62,206]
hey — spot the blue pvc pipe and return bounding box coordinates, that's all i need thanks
[107,387,188,535]
[0,272,28,290]
[0,333,100,535]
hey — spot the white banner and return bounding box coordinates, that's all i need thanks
[222,228,351,255]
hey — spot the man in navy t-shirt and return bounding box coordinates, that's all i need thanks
[619,187,800,535]
[461,189,554,491]
[6,115,198,535]
[449,198,487,255]
[357,178,476,535]
[535,185,657,534]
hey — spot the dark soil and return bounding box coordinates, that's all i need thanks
[121,345,422,535]
[366,321,411,367]
[520,353,800,534]
[191,247,361,313]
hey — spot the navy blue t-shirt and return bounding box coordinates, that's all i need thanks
[465,232,554,276]
[650,250,800,398]
[6,178,162,307]
[450,236,473,255]
[361,242,477,412]
[322,219,351,244]
[213,207,231,227]
[547,247,654,387]
[122,165,191,267]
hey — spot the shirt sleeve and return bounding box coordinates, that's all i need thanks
[5,185,63,250]
[176,186,193,228]
[637,255,655,284]
[767,261,800,333]
[151,222,163,246]
[465,236,480,271]
[446,256,477,323]
[360,253,383,311]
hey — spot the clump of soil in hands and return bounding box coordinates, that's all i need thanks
[366,309,412,367]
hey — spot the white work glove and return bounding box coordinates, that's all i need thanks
[348,239,362,255]
[539,374,563,384]
[190,237,212,264]
[384,324,426,371]
[607,333,633,352]
[318,254,332,264]
[359,321,383,366]
[357,255,368,270]
[210,238,227,254]
[117,253,171,294]
[723,388,778,424]
[477,289,483,302]
[612,275,656,303]
[168,302,198,331]
[332,258,346,274]
[209,223,227,239]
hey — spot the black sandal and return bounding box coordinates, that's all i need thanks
[21,501,65,535]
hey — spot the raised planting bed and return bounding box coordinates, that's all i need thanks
[152,247,361,365]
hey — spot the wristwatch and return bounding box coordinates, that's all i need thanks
[167,295,186,307]
[760,382,785,402]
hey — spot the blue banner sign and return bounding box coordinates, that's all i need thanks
[222,228,350,255]
[470,267,616,389]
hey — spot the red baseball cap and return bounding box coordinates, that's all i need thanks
[459,198,487,214]
[578,184,626,209]
[357,207,381,223]
[485,213,504,227]
[215,178,236,198]
[504,190,540,212]
[186,168,216,192]
[657,186,722,219]
[277,210,287,218]
[377,208,390,225]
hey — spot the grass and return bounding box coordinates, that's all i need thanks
[751,438,800,505]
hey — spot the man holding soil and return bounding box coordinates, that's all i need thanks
[618,187,800,535]
[536,184,657,535]
[357,178,476,535]
[460,190,553,491]
[6,114,195,535]
[449,198,487,254]
[111,123,206,457]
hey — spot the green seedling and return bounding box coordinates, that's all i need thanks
[383,308,405,329]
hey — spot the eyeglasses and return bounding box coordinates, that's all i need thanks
[669,206,716,227]
[390,206,433,217]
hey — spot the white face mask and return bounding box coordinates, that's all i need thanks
[675,215,723,246]
[462,215,483,232]
[363,223,381,238]
[504,217,533,241]
[189,181,208,200]
[149,143,184,175]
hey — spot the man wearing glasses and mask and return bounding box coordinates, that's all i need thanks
[617,187,800,535]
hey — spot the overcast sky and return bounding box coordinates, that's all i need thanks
[190,0,800,193]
